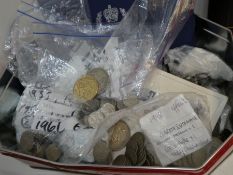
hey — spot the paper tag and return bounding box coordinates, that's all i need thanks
[37,100,76,117]
[139,95,212,166]
[31,114,66,133]
[31,113,84,134]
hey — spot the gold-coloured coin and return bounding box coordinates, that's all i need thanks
[73,75,99,101]
[109,120,131,151]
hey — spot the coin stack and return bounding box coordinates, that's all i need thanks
[84,103,115,128]
[111,132,157,166]
[19,131,62,162]
[92,120,130,164]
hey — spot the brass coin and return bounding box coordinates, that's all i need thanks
[20,131,34,151]
[45,144,62,162]
[87,68,110,94]
[113,155,132,166]
[73,75,99,101]
[109,120,130,151]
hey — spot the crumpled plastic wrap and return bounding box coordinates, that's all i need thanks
[165,45,233,85]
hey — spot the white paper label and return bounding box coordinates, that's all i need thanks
[139,95,212,166]
[37,100,76,117]
[31,113,83,134]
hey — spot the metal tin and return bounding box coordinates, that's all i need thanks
[1,15,233,175]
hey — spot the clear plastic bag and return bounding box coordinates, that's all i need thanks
[89,92,212,166]
[102,0,195,99]
[164,45,233,84]
[13,83,97,162]
[9,11,110,87]
[10,0,194,100]
[17,0,115,35]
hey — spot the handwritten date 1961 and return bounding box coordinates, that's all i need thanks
[35,120,64,133]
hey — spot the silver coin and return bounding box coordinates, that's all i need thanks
[81,99,100,115]
[100,103,115,114]
[87,111,105,128]
[20,131,34,151]
[93,140,112,164]
[45,144,62,162]
[87,68,110,94]
[32,143,46,158]
[100,98,117,109]
[116,100,126,110]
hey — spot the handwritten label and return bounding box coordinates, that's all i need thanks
[139,95,211,166]
[31,114,65,133]
[37,100,76,117]
[31,113,83,134]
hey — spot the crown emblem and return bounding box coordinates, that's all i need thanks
[96,5,126,24]
[103,5,119,23]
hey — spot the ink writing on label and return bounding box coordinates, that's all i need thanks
[140,95,212,166]
[171,97,188,113]
[73,123,80,131]
[21,115,33,128]
[31,113,82,133]
[37,100,77,117]
[34,118,64,133]
[150,111,162,123]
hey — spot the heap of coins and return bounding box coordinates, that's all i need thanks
[93,120,131,164]
[19,131,62,162]
[126,132,157,166]
[93,128,157,166]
